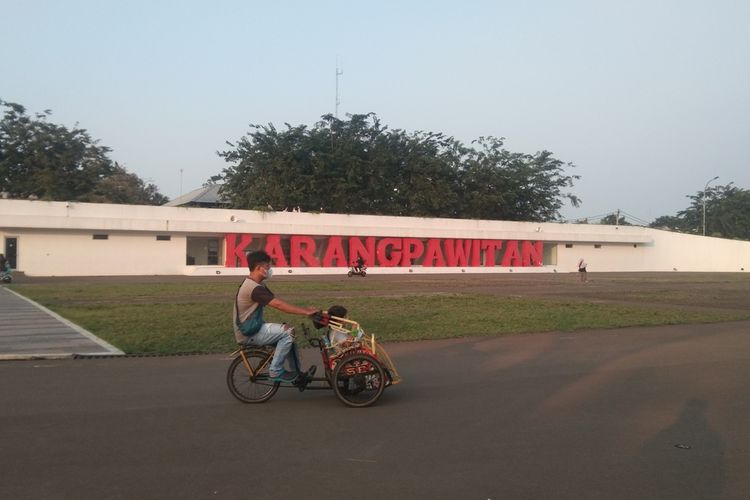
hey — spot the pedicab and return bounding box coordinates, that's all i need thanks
[227,311,401,407]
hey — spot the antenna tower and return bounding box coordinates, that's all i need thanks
[335,56,343,118]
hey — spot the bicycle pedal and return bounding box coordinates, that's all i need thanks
[297,378,311,392]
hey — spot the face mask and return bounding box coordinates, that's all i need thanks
[265,267,273,279]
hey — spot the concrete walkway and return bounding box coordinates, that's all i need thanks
[0,287,123,360]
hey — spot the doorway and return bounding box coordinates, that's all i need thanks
[4,237,17,269]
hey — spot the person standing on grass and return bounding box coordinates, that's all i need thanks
[233,250,319,383]
[577,258,588,283]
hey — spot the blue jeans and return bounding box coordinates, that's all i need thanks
[243,322,301,375]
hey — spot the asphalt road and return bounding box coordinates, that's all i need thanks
[2,321,749,500]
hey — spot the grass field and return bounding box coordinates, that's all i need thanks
[10,274,750,354]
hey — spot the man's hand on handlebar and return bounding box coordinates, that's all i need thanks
[310,310,330,328]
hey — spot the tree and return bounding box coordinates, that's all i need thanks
[458,137,580,221]
[649,183,750,240]
[84,163,169,205]
[650,215,683,231]
[0,100,167,205]
[218,113,579,221]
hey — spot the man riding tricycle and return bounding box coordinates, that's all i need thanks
[227,306,400,407]
[227,251,399,407]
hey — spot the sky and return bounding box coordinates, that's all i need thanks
[2,0,749,223]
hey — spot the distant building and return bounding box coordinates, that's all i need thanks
[1,199,748,277]
[163,184,229,208]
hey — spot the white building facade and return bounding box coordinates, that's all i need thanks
[1,199,748,277]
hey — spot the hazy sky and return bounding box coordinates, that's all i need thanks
[2,0,748,223]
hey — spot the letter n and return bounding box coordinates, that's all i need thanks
[521,240,543,267]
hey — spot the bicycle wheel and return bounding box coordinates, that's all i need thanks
[227,350,279,403]
[332,353,386,407]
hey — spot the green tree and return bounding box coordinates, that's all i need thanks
[458,137,580,221]
[650,183,750,239]
[218,113,579,221]
[0,100,167,205]
[85,163,169,205]
[650,215,684,231]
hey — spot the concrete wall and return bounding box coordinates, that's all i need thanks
[2,230,188,276]
[2,199,748,276]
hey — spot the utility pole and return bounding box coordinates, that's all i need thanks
[702,176,719,236]
[615,209,620,226]
[179,169,184,197]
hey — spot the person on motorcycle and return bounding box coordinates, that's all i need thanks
[233,250,318,384]
[353,256,365,274]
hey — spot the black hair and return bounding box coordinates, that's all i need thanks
[247,250,272,271]
[328,305,347,317]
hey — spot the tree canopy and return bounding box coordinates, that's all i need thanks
[0,100,168,205]
[650,183,750,240]
[218,113,580,222]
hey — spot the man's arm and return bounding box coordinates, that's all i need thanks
[267,298,317,316]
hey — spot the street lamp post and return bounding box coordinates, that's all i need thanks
[702,175,719,236]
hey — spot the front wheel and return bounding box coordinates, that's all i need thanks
[227,350,279,403]
[332,353,386,407]
[347,270,353,277]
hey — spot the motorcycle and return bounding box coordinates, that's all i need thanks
[347,263,367,277]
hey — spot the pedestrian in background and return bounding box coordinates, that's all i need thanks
[577,258,588,283]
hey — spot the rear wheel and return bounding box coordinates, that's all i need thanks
[360,270,366,277]
[332,353,385,407]
[227,350,279,403]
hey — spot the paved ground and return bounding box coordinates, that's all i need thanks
[2,320,749,499]
[2,272,749,498]
[0,287,122,359]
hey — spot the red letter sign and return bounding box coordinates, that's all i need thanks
[522,240,543,267]
[401,238,425,266]
[322,236,347,267]
[422,239,446,267]
[225,234,253,268]
[265,235,289,267]
[349,236,375,267]
[376,237,402,267]
[501,240,522,266]
[290,235,319,267]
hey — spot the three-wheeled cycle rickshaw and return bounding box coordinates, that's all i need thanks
[227,313,401,407]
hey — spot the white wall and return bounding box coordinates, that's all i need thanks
[2,199,749,276]
[2,230,188,276]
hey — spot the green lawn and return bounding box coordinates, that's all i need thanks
[10,282,750,355]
